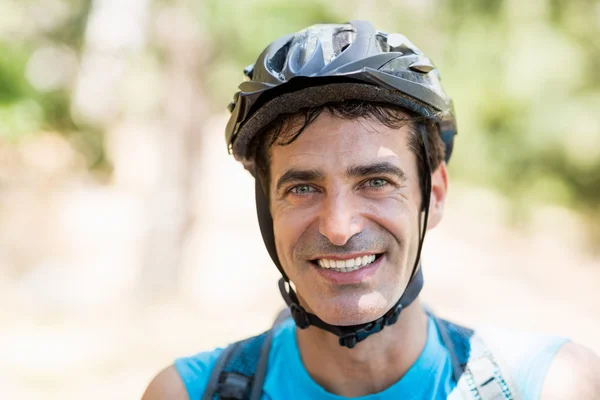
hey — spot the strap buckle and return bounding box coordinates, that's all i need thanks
[290,303,310,329]
[384,304,403,326]
[338,321,384,349]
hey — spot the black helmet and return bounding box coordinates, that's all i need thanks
[226,20,457,173]
[225,20,455,349]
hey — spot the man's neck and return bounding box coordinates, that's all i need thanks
[295,298,428,398]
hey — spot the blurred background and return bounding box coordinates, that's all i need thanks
[0,0,599,398]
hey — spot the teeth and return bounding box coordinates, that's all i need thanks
[315,254,378,272]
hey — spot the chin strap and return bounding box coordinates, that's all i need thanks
[278,268,424,348]
[255,125,433,349]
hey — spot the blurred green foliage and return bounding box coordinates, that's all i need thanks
[1,0,598,235]
[0,0,92,155]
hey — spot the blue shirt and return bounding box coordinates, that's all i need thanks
[174,317,567,399]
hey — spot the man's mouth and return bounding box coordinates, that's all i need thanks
[310,254,382,273]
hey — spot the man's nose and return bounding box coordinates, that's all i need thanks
[318,190,363,246]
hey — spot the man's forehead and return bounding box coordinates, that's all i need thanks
[269,116,412,164]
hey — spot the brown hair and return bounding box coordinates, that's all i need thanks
[251,100,445,201]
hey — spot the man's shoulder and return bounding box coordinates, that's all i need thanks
[142,347,226,400]
[540,341,600,400]
[474,326,600,399]
[140,321,295,400]
[141,365,189,400]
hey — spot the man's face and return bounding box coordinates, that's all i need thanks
[269,113,433,326]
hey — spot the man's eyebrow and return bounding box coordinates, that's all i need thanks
[275,168,324,191]
[346,162,407,181]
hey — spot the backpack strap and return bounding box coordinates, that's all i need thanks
[201,330,271,400]
[202,308,290,400]
[431,314,524,400]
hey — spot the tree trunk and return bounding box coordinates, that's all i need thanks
[138,3,209,301]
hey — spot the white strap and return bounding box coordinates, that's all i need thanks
[449,333,523,400]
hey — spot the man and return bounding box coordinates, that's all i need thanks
[143,21,600,399]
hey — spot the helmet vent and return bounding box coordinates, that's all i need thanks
[269,41,291,73]
[376,33,390,53]
[332,29,355,57]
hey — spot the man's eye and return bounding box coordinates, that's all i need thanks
[364,178,389,188]
[290,185,316,195]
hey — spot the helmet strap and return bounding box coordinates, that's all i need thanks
[278,269,424,349]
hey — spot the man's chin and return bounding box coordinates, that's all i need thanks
[299,287,397,326]
[310,301,390,327]
[321,314,381,327]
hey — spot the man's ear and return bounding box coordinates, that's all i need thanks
[427,161,448,230]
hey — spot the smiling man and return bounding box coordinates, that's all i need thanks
[143,21,600,399]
